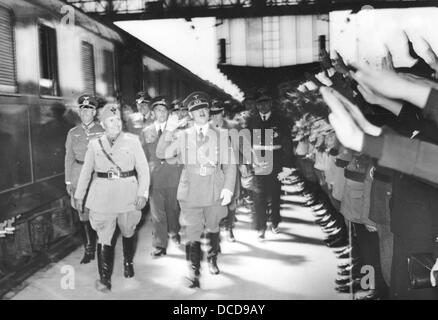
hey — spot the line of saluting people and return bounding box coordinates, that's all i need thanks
[64,89,294,293]
[285,37,438,300]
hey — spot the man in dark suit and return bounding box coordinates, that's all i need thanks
[247,89,294,240]
[140,97,183,258]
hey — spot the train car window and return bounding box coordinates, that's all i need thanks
[81,41,96,95]
[103,49,115,97]
[30,103,72,181]
[0,105,32,193]
[38,24,60,96]
[0,6,17,93]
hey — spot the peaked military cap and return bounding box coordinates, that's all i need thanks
[101,103,121,122]
[135,91,152,104]
[231,103,245,115]
[255,91,272,102]
[78,94,98,109]
[210,99,224,115]
[183,91,211,112]
[150,96,169,110]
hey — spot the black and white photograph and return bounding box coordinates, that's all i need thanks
[0,0,437,304]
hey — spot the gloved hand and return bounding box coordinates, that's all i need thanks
[66,184,73,196]
[365,224,377,232]
[178,116,190,128]
[277,167,294,181]
[431,258,438,287]
[75,198,83,213]
[165,114,180,132]
[135,196,148,210]
[220,189,233,206]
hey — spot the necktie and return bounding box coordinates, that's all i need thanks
[198,128,204,141]
[158,128,162,137]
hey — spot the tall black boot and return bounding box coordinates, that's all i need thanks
[187,241,201,288]
[122,237,135,278]
[95,244,114,292]
[96,243,102,279]
[80,221,96,264]
[206,232,220,275]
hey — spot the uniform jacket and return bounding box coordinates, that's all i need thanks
[156,124,236,207]
[340,152,374,225]
[140,122,182,189]
[363,109,438,259]
[74,132,150,213]
[246,111,294,174]
[64,122,104,188]
[364,131,438,185]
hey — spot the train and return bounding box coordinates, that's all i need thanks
[0,0,235,296]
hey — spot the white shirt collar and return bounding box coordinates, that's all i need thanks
[194,122,210,135]
[154,120,166,133]
[259,111,271,121]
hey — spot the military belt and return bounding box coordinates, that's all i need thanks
[96,170,136,179]
[188,166,218,176]
[253,145,282,151]
[344,169,366,183]
[75,159,84,165]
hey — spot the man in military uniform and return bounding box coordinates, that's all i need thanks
[247,89,294,240]
[64,94,104,264]
[74,104,150,293]
[156,92,236,288]
[126,91,154,135]
[141,96,183,257]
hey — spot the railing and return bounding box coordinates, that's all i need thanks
[65,0,438,19]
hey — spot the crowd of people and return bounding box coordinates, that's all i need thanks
[63,33,438,299]
[65,85,296,293]
[283,35,438,300]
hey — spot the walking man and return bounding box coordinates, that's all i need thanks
[156,91,236,288]
[65,94,104,264]
[141,96,183,257]
[75,104,150,292]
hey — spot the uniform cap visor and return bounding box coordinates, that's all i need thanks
[210,108,224,115]
[188,103,209,112]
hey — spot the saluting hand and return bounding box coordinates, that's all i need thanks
[135,196,147,210]
[220,189,233,206]
[166,114,180,132]
[320,87,365,152]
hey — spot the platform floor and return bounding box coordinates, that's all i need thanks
[6,187,350,300]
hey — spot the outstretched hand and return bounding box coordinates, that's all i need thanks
[320,87,365,152]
